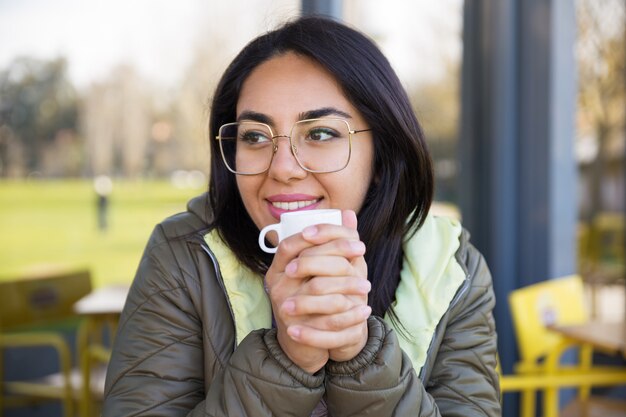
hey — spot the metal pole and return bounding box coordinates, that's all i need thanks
[301,0,343,19]
[460,0,577,414]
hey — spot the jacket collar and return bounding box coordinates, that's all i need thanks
[384,215,467,375]
[187,193,214,225]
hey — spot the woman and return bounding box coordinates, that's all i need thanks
[103,16,501,417]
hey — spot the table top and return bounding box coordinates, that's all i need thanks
[550,321,626,358]
[73,284,130,315]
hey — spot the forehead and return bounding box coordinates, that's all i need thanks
[236,52,356,120]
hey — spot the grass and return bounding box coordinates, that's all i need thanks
[0,179,205,288]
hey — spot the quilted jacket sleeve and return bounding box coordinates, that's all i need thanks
[102,224,324,417]
[324,243,501,417]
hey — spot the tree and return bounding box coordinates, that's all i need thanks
[576,0,626,220]
[0,56,78,176]
[408,60,461,202]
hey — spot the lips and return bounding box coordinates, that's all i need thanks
[266,194,322,219]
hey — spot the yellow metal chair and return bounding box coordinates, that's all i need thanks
[499,275,626,417]
[0,269,92,417]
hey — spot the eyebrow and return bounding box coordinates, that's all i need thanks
[298,107,353,120]
[236,107,353,125]
[237,111,273,124]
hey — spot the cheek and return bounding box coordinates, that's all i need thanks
[353,150,374,196]
[327,163,373,212]
[354,176,373,212]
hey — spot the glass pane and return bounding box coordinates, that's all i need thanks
[344,0,463,216]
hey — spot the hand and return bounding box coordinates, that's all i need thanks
[293,210,370,362]
[265,210,371,372]
[265,230,329,373]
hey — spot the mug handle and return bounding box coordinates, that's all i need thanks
[258,223,281,254]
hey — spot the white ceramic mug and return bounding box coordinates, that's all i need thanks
[258,209,342,253]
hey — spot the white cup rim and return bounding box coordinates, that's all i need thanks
[280,208,340,219]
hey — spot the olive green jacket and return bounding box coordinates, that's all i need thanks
[103,194,501,416]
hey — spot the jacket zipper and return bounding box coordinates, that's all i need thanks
[419,272,471,379]
[199,241,239,352]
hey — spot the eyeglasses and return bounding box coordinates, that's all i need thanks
[215,118,371,175]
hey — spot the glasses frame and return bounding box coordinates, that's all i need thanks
[215,117,372,175]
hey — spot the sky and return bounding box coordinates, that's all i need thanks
[348,0,462,88]
[0,0,211,88]
[0,0,462,90]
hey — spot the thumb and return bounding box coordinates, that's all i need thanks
[342,209,358,230]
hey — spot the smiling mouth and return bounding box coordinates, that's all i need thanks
[270,198,320,210]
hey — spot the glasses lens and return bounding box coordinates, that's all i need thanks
[218,122,273,174]
[291,119,351,172]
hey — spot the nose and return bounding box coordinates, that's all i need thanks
[267,136,307,181]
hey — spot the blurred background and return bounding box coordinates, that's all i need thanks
[0,0,624,416]
[0,0,466,287]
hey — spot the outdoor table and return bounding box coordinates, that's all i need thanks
[73,284,130,417]
[549,321,626,358]
[544,320,626,417]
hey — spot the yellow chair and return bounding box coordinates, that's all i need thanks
[0,269,92,417]
[499,275,626,417]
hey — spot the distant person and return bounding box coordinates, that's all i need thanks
[103,16,501,416]
[93,175,112,231]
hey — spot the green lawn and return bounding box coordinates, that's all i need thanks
[0,180,205,287]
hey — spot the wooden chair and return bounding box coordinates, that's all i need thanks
[499,275,626,417]
[73,284,129,417]
[0,269,92,417]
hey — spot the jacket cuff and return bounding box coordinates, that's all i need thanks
[325,315,386,375]
[263,328,326,388]
[324,316,416,416]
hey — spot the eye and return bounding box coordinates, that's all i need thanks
[307,127,339,142]
[239,129,271,144]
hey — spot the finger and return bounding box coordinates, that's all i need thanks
[351,255,368,277]
[300,223,360,246]
[270,233,317,271]
[287,320,368,350]
[281,293,361,316]
[285,255,355,279]
[306,305,372,331]
[298,238,365,259]
[342,209,357,230]
[305,276,371,296]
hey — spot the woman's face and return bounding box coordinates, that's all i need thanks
[235,52,374,242]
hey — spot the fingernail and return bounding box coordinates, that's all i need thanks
[360,305,372,317]
[358,280,371,293]
[286,261,297,275]
[283,300,295,314]
[302,225,318,238]
[350,241,365,252]
[288,326,301,339]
